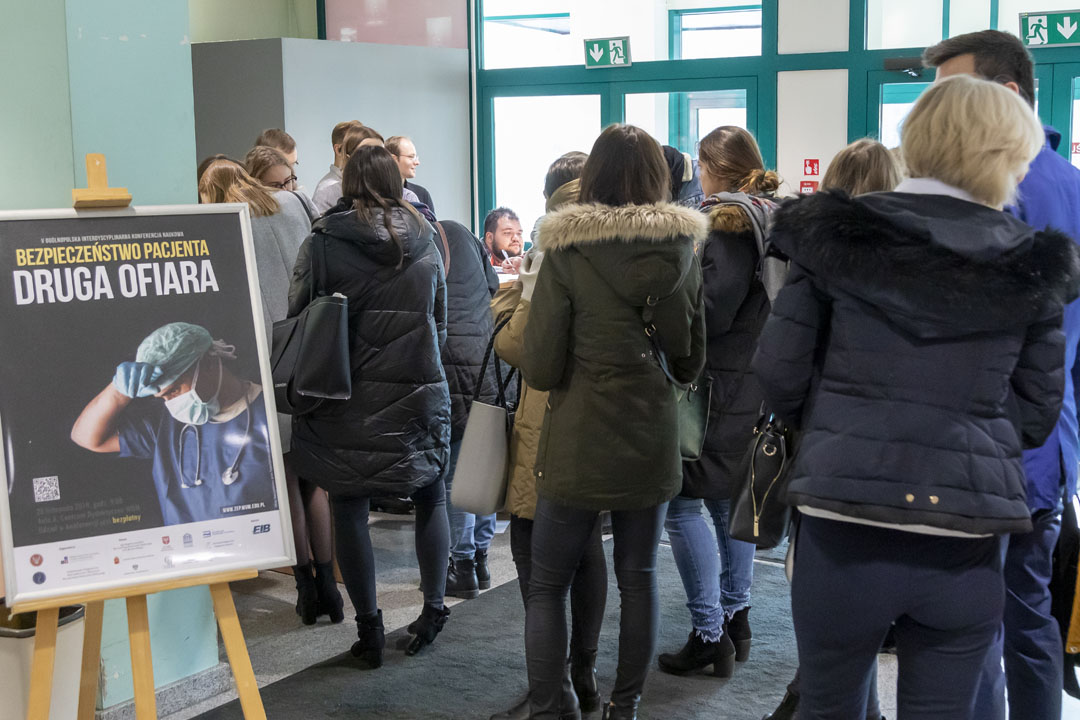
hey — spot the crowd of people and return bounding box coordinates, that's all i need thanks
[195,29,1080,720]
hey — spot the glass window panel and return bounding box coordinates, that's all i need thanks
[867,0,944,49]
[624,89,748,155]
[493,95,601,240]
[948,0,991,37]
[879,81,931,148]
[481,0,761,69]
[675,9,762,59]
[998,0,1080,37]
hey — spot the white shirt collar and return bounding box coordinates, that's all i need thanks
[895,177,979,205]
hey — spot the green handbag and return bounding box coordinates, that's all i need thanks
[677,376,712,461]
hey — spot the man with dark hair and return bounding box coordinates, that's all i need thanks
[483,207,524,267]
[926,29,1080,720]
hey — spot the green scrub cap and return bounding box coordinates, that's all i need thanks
[135,322,213,392]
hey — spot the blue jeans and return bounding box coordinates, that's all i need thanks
[974,502,1064,720]
[443,440,497,561]
[664,495,755,639]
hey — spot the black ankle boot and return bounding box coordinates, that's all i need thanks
[351,610,384,669]
[725,606,752,662]
[406,603,450,655]
[445,557,479,599]
[761,690,798,720]
[475,548,491,590]
[293,563,317,625]
[570,650,600,712]
[657,629,735,678]
[313,561,344,624]
[600,701,637,720]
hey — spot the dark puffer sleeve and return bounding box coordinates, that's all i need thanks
[1010,312,1066,448]
[751,266,830,426]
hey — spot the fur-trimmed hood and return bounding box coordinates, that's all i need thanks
[771,190,1080,337]
[537,202,707,306]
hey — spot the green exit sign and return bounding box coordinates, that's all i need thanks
[1021,10,1080,47]
[584,37,632,69]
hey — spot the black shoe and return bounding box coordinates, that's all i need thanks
[350,610,384,669]
[725,607,752,662]
[406,603,450,655]
[489,692,531,720]
[445,557,479,599]
[658,630,735,678]
[762,690,798,720]
[313,561,344,624]
[600,702,637,720]
[571,650,600,712]
[475,548,491,590]
[293,562,318,625]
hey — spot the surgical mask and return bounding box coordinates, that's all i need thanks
[165,357,222,426]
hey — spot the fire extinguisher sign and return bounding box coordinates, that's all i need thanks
[804,159,820,176]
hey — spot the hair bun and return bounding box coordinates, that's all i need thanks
[739,169,781,194]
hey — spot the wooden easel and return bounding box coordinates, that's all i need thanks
[15,569,266,720]
[12,156,266,719]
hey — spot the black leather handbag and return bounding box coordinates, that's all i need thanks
[729,410,795,549]
[270,235,351,415]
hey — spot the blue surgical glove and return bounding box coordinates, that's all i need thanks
[113,361,163,398]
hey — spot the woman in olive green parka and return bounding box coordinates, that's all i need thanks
[519,125,707,720]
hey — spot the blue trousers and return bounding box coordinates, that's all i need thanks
[792,516,1003,720]
[973,504,1064,720]
[664,495,754,639]
[443,439,497,561]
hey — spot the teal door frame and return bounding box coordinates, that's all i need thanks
[473,0,1080,218]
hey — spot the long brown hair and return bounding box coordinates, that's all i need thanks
[698,126,781,195]
[341,145,421,267]
[578,124,670,206]
[821,139,904,195]
[198,159,279,217]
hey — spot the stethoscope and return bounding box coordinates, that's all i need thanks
[176,395,253,489]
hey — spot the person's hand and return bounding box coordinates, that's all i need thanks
[500,255,523,275]
[113,361,163,398]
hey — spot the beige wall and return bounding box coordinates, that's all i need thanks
[188,0,318,42]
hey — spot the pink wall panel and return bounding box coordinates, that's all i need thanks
[325,0,467,49]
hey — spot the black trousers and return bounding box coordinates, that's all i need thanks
[510,512,607,660]
[792,515,1003,720]
[525,496,667,718]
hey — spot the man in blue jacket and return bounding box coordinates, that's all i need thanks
[926,30,1080,720]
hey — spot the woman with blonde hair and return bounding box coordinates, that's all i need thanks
[656,125,779,680]
[753,74,1079,717]
[197,159,343,627]
[821,138,903,196]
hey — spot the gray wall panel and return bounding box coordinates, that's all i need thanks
[192,39,285,168]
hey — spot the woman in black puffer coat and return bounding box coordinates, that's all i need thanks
[288,145,452,666]
[657,126,779,680]
[752,75,1080,717]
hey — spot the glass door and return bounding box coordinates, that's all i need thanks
[480,87,607,239]
[1049,63,1080,166]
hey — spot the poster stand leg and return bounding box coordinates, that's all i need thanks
[19,570,264,720]
[211,583,266,719]
[26,607,59,720]
[77,601,105,720]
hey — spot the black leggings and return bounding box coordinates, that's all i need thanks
[510,513,607,660]
[330,477,449,618]
[526,496,667,717]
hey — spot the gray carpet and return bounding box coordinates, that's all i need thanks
[196,543,797,719]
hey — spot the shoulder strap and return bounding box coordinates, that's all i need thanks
[308,234,328,304]
[435,221,451,278]
[708,192,771,261]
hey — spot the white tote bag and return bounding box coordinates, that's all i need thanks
[449,317,516,515]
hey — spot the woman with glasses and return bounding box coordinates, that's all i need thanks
[246,145,318,220]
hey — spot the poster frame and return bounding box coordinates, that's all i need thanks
[0,202,295,605]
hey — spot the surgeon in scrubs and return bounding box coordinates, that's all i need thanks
[71,322,276,525]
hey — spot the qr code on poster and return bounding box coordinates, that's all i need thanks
[33,476,60,503]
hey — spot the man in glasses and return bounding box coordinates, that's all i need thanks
[388,136,435,214]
